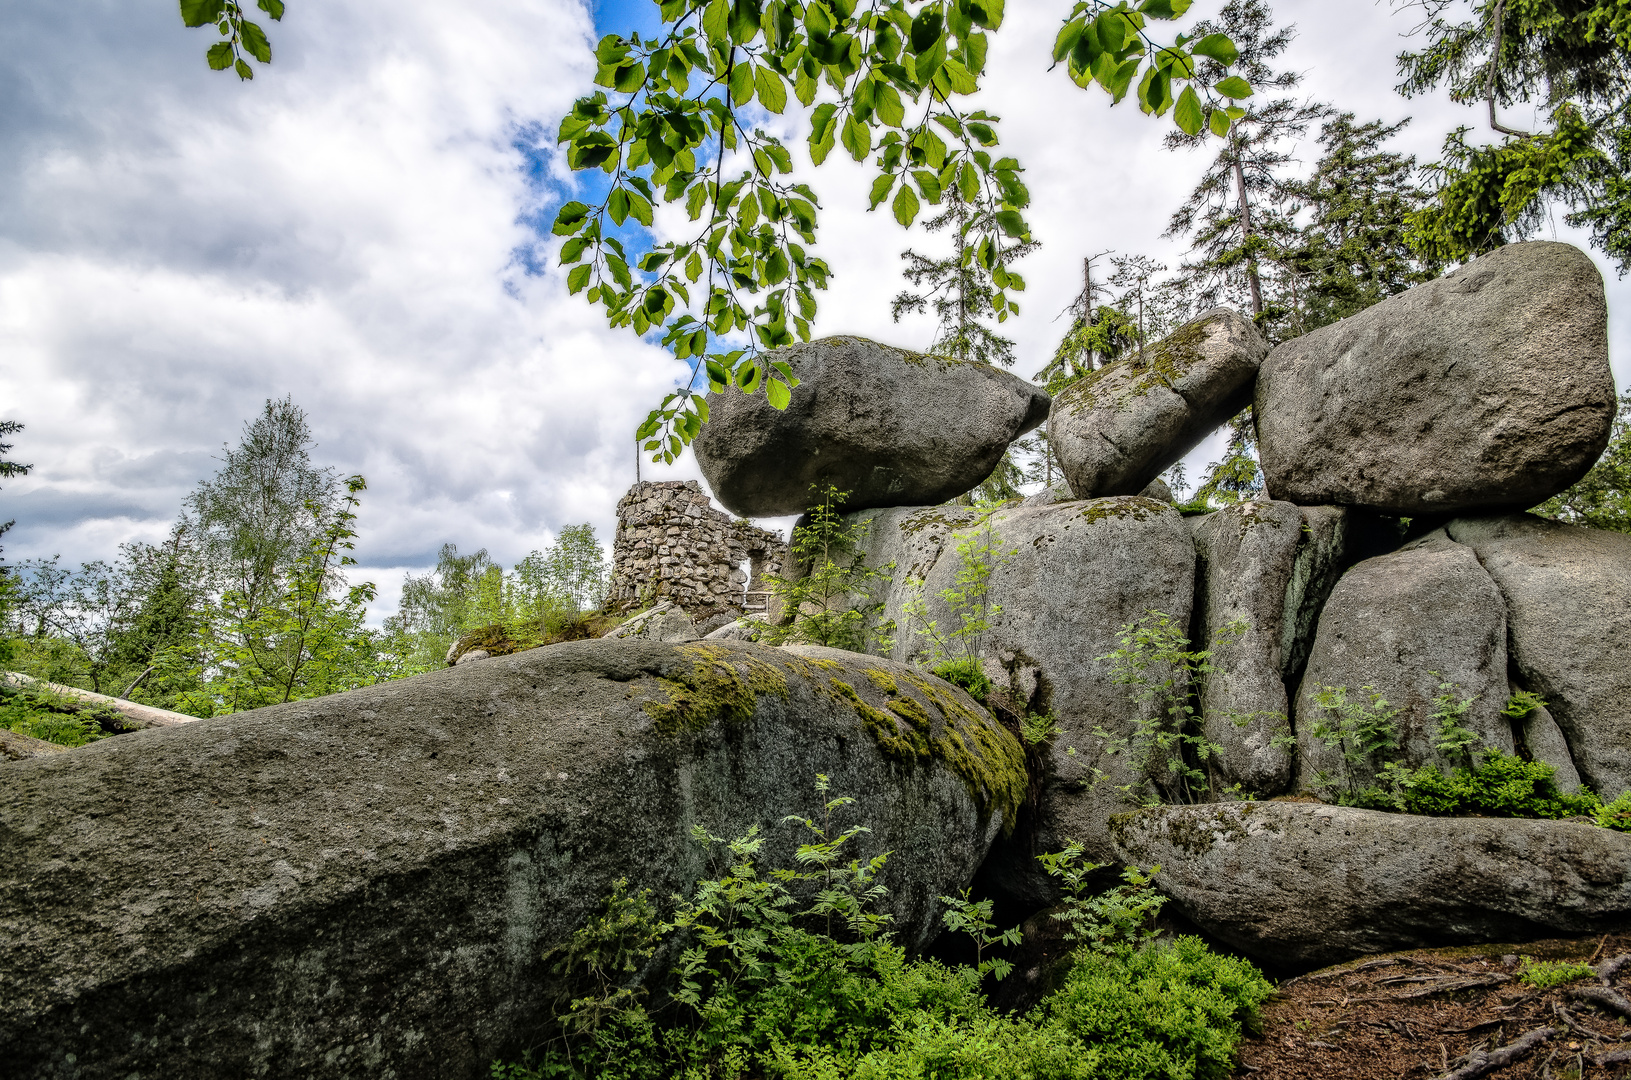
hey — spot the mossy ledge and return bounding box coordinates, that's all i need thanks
[640,643,1026,828]
[1055,315,1215,412]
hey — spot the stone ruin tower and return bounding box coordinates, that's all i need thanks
[607,481,787,627]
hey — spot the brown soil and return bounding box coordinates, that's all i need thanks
[1243,932,1631,1080]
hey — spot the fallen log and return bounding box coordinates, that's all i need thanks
[2,672,199,730]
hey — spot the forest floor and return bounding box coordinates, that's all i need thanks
[1241,931,1631,1080]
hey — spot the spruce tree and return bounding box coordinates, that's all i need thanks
[891,187,1039,367]
[1163,0,1328,340]
[1287,113,1439,332]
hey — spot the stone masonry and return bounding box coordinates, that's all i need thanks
[608,481,787,625]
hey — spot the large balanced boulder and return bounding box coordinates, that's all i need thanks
[1446,513,1631,797]
[1113,801,1631,966]
[1051,309,1268,500]
[1257,242,1614,515]
[1294,532,1515,794]
[1192,501,1351,796]
[0,640,1023,1080]
[693,336,1050,517]
[851,497,1196,900]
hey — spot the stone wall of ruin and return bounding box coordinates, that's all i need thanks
[607,481,787,626]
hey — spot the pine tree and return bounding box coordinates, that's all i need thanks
[1163,0,1328,341]
[891,187,1039,367]
[1286,113,1439,332]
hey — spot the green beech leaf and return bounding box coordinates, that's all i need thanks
[206,41,234,71]
[868,172,898,210]
[1208,107,1231,138]
[766,377,792,410]
[567,265,592,294]
[1174,85,1203,135]
[240,20,271,63]
[755,65,788,113]
[1214,75,1253,99]
[608,188,630,225]
[875,82,905,127]
[994,210,1027,238]
[703,0,729,41]
[1191,33,1238,65]
[180,0,225,29]
[1053,18,1086,63]
[892,182,920,226]
[910,7,944,54]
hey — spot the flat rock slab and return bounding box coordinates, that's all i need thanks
[0,640,1023,1080]
[1052,309,1267,499]
[694,335,1049,517]
[1112,801,1631,967]
[1257,241,1614,515]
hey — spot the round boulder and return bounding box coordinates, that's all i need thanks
[693,336,1050,517]
[1256,241,1614,515]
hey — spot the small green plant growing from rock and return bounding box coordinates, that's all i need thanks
[764,484,896,654]
[779,773,893,943]
[903,515,1014,702]
[1306,684,1402,798]
[1021,708,1061,746]
[1096,611,1247,805]
[939,888,1023,981]
[1428,674,1480,769]
[1595,791,1631,831]
[1037,842,1167,950]
[1517,958,1597,989]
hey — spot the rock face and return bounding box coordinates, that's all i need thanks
[1446,514,1631,796]
[851,497,1197,900]
[1257,242,1614,515]
[1192,501,1350,796]
[604,600,701,642]
[1294,533,1514,794]
[693,336,1050,517]
[1112,802,1631,966]
[0,640,1024,1080]
[1051,309,1268,500]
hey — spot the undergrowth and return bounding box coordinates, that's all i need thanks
[1,681,119,747]
[494,779,1273,1080]
[1517,958,1597,989]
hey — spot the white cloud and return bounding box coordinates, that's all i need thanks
[2,0,1625,626]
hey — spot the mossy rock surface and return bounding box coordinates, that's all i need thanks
[0,638,1017,1079]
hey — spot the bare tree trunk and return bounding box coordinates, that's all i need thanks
[1232,139,1264,318]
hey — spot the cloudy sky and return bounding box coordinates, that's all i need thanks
[3,0,1627,621]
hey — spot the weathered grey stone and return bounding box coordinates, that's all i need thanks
[1257,242,1614,515]
[1294,533,1514,795]
[705,615,768,641]
[0,640,1023,1080]
[1051,309,1268,500]
[693,336,1050,517]
[1446,513,1631,796]
[1192,501,1351,795]
[454,648,491,664]
[1137,477,1175,503]
[851,497,1196,899]
[0,729,68,761]
[1112,801,1631,966]
[1514,691,1584,790]
[604,600,701,642]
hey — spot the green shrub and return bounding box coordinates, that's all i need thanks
[1595,790,1631,831]
[1342,749,1600,819]
[931,657,991,704]
[1,682,116,747]
[496,783,1273,1080]
[1517,957,1597,989]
